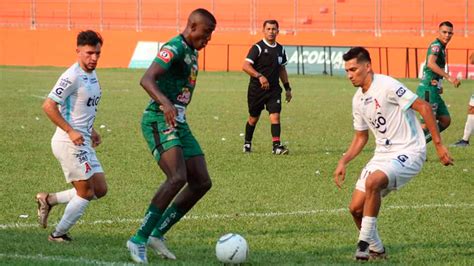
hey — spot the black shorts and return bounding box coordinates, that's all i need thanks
[247,86,282,117]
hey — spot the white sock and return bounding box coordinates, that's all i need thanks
[462,114,474,141]
[359,216,377,243]
[53,188,77,204]
[53,195,89,236]
[369,225,384,252]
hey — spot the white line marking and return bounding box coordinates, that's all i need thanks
[30,94,46,99]
[1,203,472,230]
[0,253,134,266]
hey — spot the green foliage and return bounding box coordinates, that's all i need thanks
[0,66,472,265]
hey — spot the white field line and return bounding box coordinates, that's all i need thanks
[0,253,134,266]
[1,203,472,230]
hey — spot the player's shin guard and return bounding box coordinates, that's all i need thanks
[150,203,185,238]
[53,195,89,236]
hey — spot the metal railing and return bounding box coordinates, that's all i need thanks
[1,0,473,36]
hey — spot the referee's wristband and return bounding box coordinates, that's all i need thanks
[255,73,262,79]
[283,82,291,91]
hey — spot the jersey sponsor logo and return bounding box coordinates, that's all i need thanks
[87,95,101,107]
[90,77,98,84]
[177,87,191,104]
[431,45,440,54]
[396,87,406,97]
[370,111,387,134]
[81,75,88,82]
[54,87,64,96]
[157,48,174,63]
[59,78,72,87]
[364,96,373,105]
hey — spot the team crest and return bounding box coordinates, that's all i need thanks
[278,56,283,64]
[157,49,174,63]
[431,45,440,54]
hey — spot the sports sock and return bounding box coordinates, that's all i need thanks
[53,195,89,236]
[462,114,474,141]
[271,124,281,146]
[369,225,384,252]
[245,122,256,144]
[359,216,377,243]
[424,121,447,144]
[150,203,185,238]
[131,204,163,244]
[49,188,77,205]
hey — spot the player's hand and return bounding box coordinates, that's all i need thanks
[434,144,454,166]
[259,76,270,90]
[438,86,443,94]
[68,129,85,146]
[91,129,101,148]
[285,91,292,103]
[333,162,346,189]
[159,100,177,128]
[448,76,461,88]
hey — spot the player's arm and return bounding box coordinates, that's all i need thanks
[426,54,460,87]
[410,98,453,166]
[91,127,101,148]
[279,66,292,102]
[140,62,177,128]
[42,98,84,145]
[333,130,369,188]
[242,60,269,90]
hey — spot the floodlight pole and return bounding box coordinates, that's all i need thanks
[30,0,36,30]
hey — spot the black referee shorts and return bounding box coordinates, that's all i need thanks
[247,86,282,117]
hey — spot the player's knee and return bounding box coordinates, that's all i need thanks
[349,205,363,218]
[166,173,187,190]
[199,178,213,193]
[365,177,384,193]
[77,188,95,200]
[94,185,108,199]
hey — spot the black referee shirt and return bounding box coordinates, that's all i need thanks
[245,39,288,90]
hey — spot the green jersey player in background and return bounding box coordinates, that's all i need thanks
[416,21,461,143]
[126,8,216,264]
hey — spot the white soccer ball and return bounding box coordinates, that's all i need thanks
[215,233,248,264]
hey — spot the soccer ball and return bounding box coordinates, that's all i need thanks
[215,233,248,264]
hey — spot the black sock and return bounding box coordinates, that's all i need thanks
[271,124,281,146]
[424,122,448,144]
[245,122,256,144]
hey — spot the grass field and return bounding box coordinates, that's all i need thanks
[0,66,473,265]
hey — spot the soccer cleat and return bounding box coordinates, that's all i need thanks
[354,240,370,261]
[148,236,176,260]
[369,248,387,260]
[127,239,148,264]
[243,143,251,153]
[36,192,52,228]
[272,145,289,155]
[450,139,469,147]
[48,233,72,242]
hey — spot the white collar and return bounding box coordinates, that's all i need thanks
[262,39,277,48]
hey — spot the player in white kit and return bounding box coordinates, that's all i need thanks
[333,47,453,260]
[35,30,107,242]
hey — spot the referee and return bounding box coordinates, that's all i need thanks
[242,19,292,155]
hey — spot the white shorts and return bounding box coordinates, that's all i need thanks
[469,93,474,106]
[51,140,103,183]
[355,151,425,196]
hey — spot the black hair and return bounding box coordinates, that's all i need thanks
[342,46,371,63]
[263,20,279,29]
[77,30,103,47]
[439,21,453,28]
[191,8,217,25]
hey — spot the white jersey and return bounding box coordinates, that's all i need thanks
[352,74,426,155]
[48,62,101,143]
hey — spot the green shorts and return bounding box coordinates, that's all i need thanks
[416,83,450,118]
[141,111,203,162]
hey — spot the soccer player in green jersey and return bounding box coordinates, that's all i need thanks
[416,21,460,143]
[126,8,216,264]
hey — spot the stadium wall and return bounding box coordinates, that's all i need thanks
[0,28,473,78]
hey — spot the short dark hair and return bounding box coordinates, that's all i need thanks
[77,30,103,47]
[263,20,279,29]
[191,8,217,25]
[439,21,453,28]
[343,47,371,63]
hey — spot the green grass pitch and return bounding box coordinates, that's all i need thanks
[0,66,473,265]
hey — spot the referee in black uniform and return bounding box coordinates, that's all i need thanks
[242,19,293,155]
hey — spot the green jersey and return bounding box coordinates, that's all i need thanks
[146,34,198,114]
[420,38,446,85]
